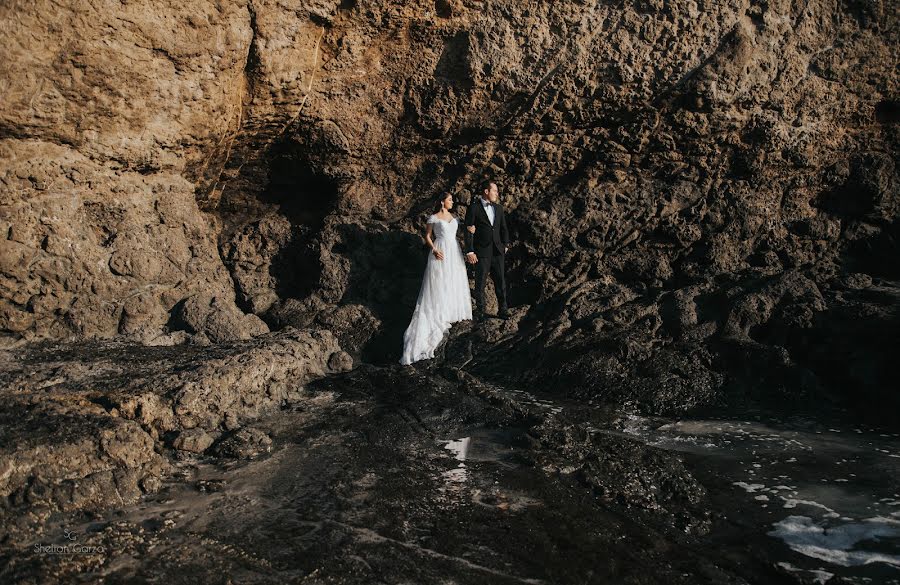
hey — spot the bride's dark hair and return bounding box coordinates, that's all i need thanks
[433,193,450,213]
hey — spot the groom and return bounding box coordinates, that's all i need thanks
[464,180,510,321]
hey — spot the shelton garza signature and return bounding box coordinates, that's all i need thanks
[33,529,106,555]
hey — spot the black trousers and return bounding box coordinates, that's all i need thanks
[473,249,508,315]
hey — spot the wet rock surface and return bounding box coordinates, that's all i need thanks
[1,354,795,585]
[0,327,348,529]
[0,318,900,584]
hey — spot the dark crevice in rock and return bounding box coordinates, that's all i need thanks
[264,144,339,302]
[244,2,262,97]
[215,131,341,328]
[434,0,452,19]
[875,99,899,123]
[434,32,472,86]
[843,219,900,278]
[328,222,425,364]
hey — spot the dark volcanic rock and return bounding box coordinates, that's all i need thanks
[531,417,710,535]
[1,363,778,585]
[209,427,273,459]
[0,1,897,582]
[1,3,896,422]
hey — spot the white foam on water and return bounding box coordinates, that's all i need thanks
[769,515,900,568]
[780,497,838,514]
[613,412,900,576]
[775,562,834,584]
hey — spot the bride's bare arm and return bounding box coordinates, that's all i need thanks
[424,223,444,260]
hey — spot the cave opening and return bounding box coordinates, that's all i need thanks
[263,147,335,231]
[875,100,899,124]
[258,139,339,303]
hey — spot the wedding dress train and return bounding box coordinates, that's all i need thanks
[400,215,473,365]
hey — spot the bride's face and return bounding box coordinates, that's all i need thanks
[443,195,453,210]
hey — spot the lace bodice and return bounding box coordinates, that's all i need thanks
[427,215,458,242]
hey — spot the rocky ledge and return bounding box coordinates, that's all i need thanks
[7,322,885,584]
[1,332,797,584]
[0,327,351,532]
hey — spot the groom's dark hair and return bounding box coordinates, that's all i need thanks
[481,179,496,193]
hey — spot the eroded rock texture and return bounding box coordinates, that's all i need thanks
[1,1,898,430]
[204,0,898,418]
[0,0,257,346]
[1,3,897,580]
[0,327,349,527]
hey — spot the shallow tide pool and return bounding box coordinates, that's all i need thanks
[613,413,900,584]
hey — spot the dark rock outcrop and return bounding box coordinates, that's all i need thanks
[0,327,349,524]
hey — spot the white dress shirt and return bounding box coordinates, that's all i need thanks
[480,196,495,225]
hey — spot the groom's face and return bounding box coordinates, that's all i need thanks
[484,183,498,201]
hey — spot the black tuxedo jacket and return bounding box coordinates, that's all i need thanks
[464,197,510,257]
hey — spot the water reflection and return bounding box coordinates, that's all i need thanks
[442,437,471,485]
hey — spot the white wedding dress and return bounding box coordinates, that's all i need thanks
[400,215,473,365]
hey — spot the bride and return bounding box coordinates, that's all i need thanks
[400,193,473,365]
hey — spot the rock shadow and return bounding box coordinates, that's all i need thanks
[262,140,340,302]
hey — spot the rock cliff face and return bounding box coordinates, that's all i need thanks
[0,3,898,581]
[2,1,898,413]
[0,0,262,345]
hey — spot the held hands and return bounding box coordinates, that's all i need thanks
[467,225,476,234]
